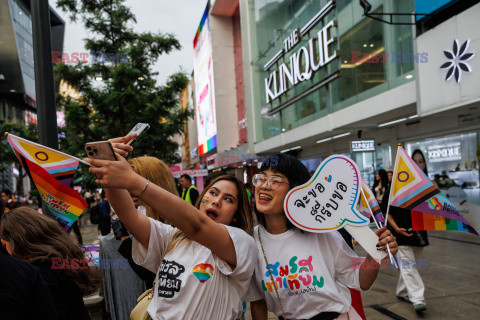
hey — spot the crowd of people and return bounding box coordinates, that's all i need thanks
[1,132,416,320]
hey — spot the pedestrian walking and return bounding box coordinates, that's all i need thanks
[387,149,429,312]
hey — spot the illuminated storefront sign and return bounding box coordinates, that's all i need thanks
[263,1,339,104]
[351,140,375,152]
[427,143,462,162]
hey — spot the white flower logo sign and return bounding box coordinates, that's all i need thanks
[284,155,387,260]
[441,39,475,83]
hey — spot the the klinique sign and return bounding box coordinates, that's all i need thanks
[263,1,339,105]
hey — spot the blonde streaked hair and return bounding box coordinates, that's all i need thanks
[166,175,254,254]
[128,156,179,220]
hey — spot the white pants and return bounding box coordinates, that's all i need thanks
[395,246,425,305]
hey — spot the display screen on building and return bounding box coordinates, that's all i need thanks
[193,2,217,156]
[415,0,456,20]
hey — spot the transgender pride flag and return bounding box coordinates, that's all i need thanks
[386,146,477,235]
[6,133,89,230]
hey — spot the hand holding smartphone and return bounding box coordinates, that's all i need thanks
[126,123,150,146]
[85,141,117,161]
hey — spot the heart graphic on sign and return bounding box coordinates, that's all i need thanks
[192,263,215,283]
[285,155,368,231]
[284,155,386,260]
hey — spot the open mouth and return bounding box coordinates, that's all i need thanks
[206,209,218,220]
[258,192,273,204]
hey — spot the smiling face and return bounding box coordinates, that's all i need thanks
[199,180,239,225]
[255,169,290,216]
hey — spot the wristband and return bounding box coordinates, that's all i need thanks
[134,179,149,198]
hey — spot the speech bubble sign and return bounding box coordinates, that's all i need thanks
[285,155,368,231]
[284,155,387,260]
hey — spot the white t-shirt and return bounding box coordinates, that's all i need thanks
[247,225,365,319]
[132,218,256,320]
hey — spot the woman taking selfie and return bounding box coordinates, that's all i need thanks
[247,154,398,320]
[86,139,256,320]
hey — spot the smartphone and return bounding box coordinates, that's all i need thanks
[85,141,117,161]
[126,123,150,146]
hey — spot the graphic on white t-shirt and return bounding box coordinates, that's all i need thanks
[157,260,185,298]
[192,263,215,283]
[262,255,324,297]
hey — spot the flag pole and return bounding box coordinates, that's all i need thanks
[5,133,91,167]
[384,144,402,227]
[360,188,380,229]
[361,187,398,268]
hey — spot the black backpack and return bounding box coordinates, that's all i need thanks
[89,204,101,224]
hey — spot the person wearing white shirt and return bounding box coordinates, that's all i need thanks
[87,135,256,320]
[247,154,398,320]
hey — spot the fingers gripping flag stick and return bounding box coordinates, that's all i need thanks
[6,133,89,230]
[386,145,478,236]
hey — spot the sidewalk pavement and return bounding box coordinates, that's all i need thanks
[80,223,480,320]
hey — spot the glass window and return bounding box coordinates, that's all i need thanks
[333,7,386,107]
[246,0,415,143]
[405,132,479,188]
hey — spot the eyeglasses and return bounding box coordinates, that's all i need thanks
[252,174,289,190]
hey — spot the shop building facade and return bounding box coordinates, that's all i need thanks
[238,0,480,190]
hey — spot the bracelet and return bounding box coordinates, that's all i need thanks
[133,179,149,198]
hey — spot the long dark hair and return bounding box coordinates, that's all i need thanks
[412,149,428,175]
[254,154,310,229]
[166,175,254,253]
[1,207,103,296]
[372,169,389,190]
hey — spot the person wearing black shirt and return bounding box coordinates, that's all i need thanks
[1,207,103,320]
[0,253,59,320]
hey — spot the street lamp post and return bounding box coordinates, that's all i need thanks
[31,0,58,217]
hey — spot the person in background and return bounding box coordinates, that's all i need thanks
[1,207,103,320]
[1,189,16,213]
[113,156,180,287]
[245,182,252,203]
[1,225,59,320]
[387,170,393,183]
[98,190,112,236]
[180,174,199,205]
[372,169,390,214]
[387,149,429,313]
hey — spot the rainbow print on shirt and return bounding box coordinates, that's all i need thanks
[192,263,214,283]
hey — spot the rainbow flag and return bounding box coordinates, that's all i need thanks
[7,133,81,186]
[6,133,88,230]
[388,146,477,235]
[360,177,385,225]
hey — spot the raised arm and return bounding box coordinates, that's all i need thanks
[87,155,238,266]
